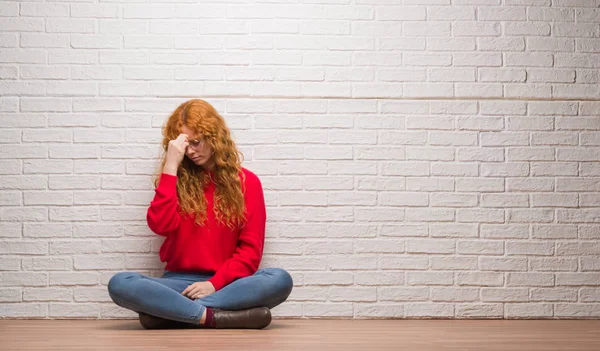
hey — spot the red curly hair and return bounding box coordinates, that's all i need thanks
[152,99,246,229]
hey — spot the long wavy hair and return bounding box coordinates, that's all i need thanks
[152,99,246,229]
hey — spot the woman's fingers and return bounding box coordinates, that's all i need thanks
[184,286,194,296]
[182,283,195,296]
[180,136,189,150]
[182,282,213,299]
[184,284,201,298]
[175,134,187,145]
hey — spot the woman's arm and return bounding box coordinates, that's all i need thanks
[208,172,266,291]
[146,173,181,236]
[147,134,189,236]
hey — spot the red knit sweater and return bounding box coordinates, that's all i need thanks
[146,168,266,291]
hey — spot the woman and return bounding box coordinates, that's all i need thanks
[107,99,293,329]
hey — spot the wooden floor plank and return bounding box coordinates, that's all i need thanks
[1,320,599,351]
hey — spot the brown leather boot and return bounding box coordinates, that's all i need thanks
[138,312,190,329]
[212,307,272,329]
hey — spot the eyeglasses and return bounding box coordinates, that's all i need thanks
[187,136,207,150]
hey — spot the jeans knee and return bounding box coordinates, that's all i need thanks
[107,271,138,300]
[268,268,293,299]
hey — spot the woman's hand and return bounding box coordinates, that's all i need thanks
[164,133,189,175]
[182,281,216,300]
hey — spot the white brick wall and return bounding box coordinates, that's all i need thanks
[1,1,600,320]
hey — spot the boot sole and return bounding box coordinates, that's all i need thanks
[139,312,189,329]
[215,307,272,329]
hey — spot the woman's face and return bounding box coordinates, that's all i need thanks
[181,125,215,170]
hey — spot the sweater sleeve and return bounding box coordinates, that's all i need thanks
[208,173,266,291]
[146,173,181,236]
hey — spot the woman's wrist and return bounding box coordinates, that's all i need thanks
[163,162,179,176]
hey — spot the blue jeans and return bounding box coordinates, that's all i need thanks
[107,267,293,325]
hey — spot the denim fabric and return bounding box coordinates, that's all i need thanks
[107,267,293,325]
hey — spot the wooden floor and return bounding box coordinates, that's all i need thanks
[1,319,599,351]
